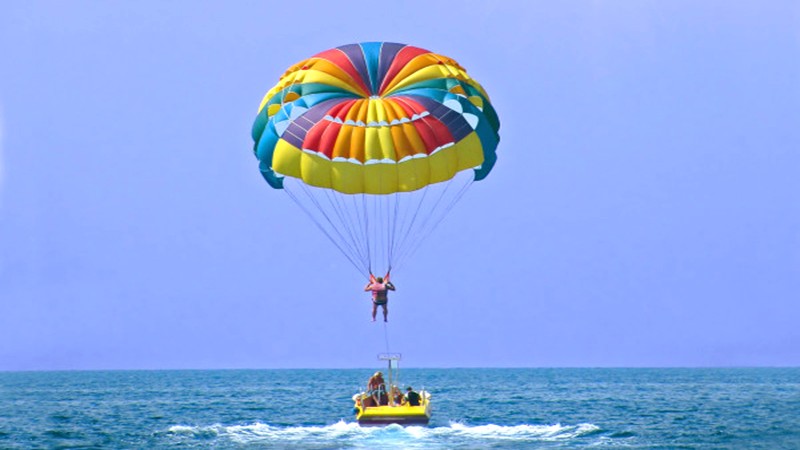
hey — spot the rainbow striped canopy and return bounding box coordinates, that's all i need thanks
[252,42,499,195]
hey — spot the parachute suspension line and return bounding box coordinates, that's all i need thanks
[388,194,409,271]
[383,195,389,274]
[361,192,372,276]
[387,161,401,272]
[432,178,474,237]
[392,183,432,270]
[439,178,475,224]
[383,321,391,354]
[375,194,383,275]
[296,182,367,269]
[344,191,372,272]
[378,162,386,276]
[376,195,385,274]
[383,193,393,275]
[320,190,355,262]
[345,193,371,271]
[388,191,400,272]
[283,185,366,274]
[386,194,400,272]
[352,193,371,275]
[353,194,373,272]
[410,175,458,241]
[389,139,433,271]
[395,187,420,268]
[294,183,368,274]
[325,189,369,271]
[372,194,382,274]
[392,179,452,270]
[378,195,387,275]
[397,177,474,272]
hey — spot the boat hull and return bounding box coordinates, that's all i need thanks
[353,392,431,426]
[356,404,431,426]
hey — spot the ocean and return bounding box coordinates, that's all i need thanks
[1,368,798,449]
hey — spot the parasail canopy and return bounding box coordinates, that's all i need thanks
[252,42,500,275]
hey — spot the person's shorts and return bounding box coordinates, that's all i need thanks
[373,299,387,305]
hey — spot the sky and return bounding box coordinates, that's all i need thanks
[1,1,798,371]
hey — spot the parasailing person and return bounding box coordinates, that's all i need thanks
[364,273,395,322]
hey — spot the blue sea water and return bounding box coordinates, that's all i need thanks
[1,368,799,449]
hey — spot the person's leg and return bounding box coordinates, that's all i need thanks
[382,304,388,322]
[372,303,377,321]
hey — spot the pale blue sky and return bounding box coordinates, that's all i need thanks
[1,1,798,370]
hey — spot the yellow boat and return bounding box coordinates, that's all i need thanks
[352,353,432,426]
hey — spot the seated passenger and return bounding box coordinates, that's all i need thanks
[405,387,421,406]
[389,385,404,406]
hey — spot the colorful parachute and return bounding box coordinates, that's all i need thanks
[252,42,500,275]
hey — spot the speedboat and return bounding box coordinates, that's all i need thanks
[352,353,431,426]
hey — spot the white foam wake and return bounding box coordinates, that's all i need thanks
[446,422,601,440]
[163,421,602,447]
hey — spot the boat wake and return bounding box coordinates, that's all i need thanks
[162,420,603,448]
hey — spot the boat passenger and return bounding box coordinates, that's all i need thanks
[364,274,395,322]
[367,371,386,406]
[389,385,404,406]
[405,387,421,406]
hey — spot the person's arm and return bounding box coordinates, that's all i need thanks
[364,283,373,291]
[386,282,395,291]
